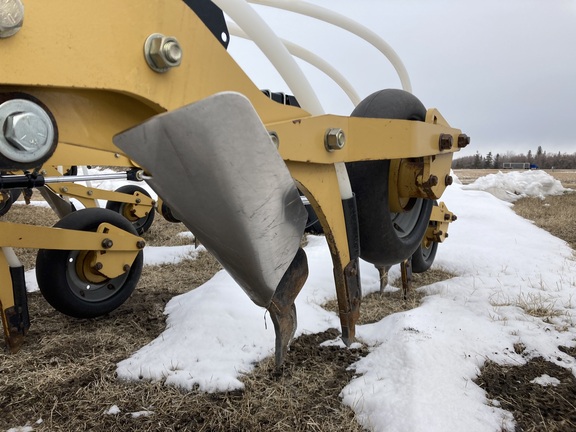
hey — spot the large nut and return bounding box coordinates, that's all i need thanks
[438,134,453,151]
[324,128,346,151]
[144,33,183,73]
[0,0,24,38]
[4,112,49,151]
[457,134,471,148]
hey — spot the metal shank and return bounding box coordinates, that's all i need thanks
[114,92,308,308]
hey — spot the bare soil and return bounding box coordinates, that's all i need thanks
[455,169,576,431]
[1,173,576,431]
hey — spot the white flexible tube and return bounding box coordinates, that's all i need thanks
[217,0,353,198]
[2,247,22,267]
[227,22,361,105]
[248,0,412,93]
[212,0,324,115]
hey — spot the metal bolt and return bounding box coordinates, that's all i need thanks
[269,131,279,148]
[101,238,113,249]
[445,175,453,186]
[0,0,24,38]
[60,187,68,193]
[451,214,458,222]
[457,134,471,148]
[427,175,439,187]
[444,213,451,221]
[162,40,182,63]
[123,264,131,272]
[87,190,93,196]
[136,240,146,249]
[135,198,141,204]
[439,134,453,151]
[445,233,449,238]
[145,33,183,73]
[324,128,346,152]
[4,112,49,152]
[93,262,103,271]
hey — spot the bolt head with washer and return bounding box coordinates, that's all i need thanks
[144,33,183,73]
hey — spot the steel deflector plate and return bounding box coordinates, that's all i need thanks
[113,92,307,307]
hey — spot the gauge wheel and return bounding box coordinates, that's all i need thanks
[346,89,433,267]
[36,208,143,318]
[105,184,155,235]
[411,239,438,273]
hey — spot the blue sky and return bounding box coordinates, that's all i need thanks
[226,0,576,158]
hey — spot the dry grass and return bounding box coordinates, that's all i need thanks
[456,169,576,431]
[513,193,576,249]
[323,268,456,325]
[2,171,576,431]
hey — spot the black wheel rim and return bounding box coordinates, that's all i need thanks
[391,199,424,239]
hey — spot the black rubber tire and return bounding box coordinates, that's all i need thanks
[105,185,155,235]
[304,204,324,234]
[411,240,438,273]
[0,189,21,217]
[158,200,181,223]
[346,89,433,267]
[36,208,143,318]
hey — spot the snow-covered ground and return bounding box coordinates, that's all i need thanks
[19,170,576,432]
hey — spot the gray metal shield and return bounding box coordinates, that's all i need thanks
[113,92,307,307]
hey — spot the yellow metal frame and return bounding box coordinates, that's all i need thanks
[0,0,463,348]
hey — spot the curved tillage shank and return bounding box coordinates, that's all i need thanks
[114,92,309,366]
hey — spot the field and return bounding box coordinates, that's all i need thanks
[0,169,575,431]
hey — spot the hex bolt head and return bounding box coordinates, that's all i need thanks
[136,240,146,249]
[451,214,458,222]
[457,134,471,148]
[145,34,183,73]
[101,238,114,249]
[427,175,439,187]
[123,264,131,272]
[268,131,279,148]
[445,175,454,186]
[4,112,49,152]
[324,128,346,152]
[0,0,24,38]
[93,262,103,271]
[439,134,453,151]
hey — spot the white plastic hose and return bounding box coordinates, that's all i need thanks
[2,247,22,267]
[216,0,359,198]
[212,0,324,115]
[248,0,413,93]
[227,22,361,105]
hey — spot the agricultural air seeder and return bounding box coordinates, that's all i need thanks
[0,0,468,366]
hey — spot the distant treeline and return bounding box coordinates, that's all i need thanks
[452,146,576,169]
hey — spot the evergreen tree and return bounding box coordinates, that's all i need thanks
[473,151,482,168]
[484,152,493,168]
[494,153,501,169]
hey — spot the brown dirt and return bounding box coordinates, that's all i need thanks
[456,168,576,432]
[2,179,576,431]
